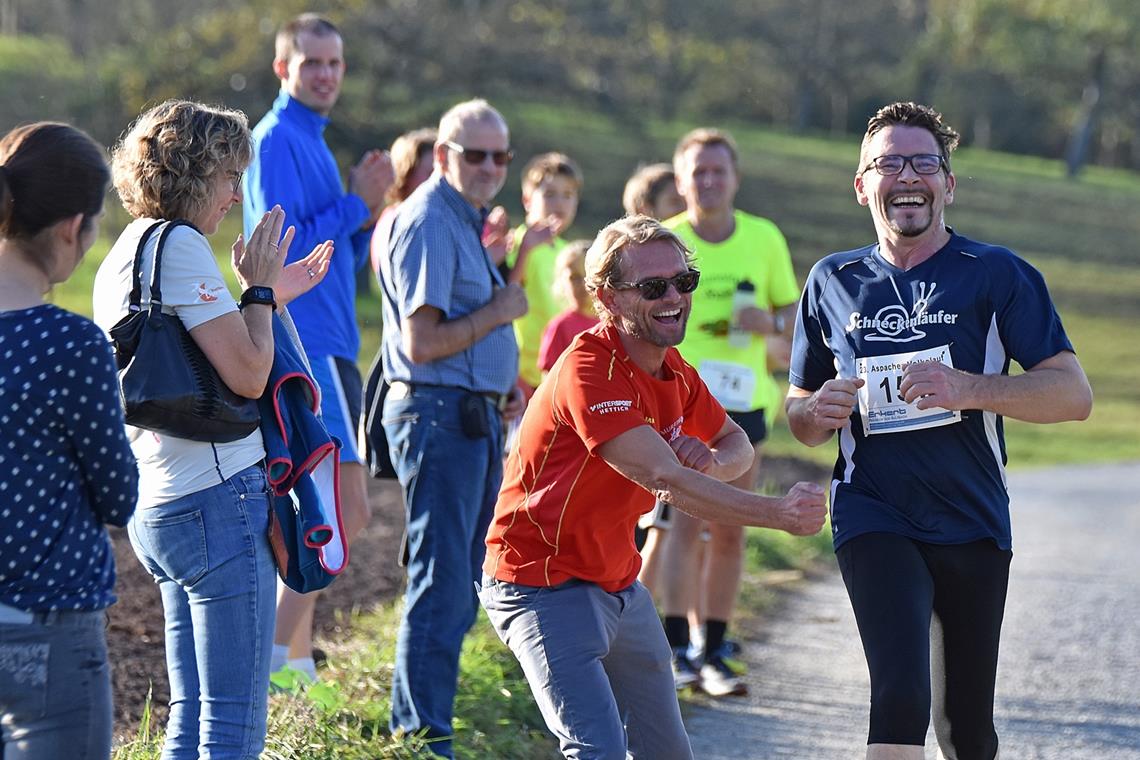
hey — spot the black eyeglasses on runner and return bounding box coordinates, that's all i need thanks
[611,269,700,300]
[443,140,514,167]
[862,153,946,176]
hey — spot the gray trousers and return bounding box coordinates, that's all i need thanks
[479,576,693,760]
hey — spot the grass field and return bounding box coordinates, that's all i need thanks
[63,107,1136,756]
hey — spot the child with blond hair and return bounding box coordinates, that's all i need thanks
[506,152,583,394]
[537,240,599,373]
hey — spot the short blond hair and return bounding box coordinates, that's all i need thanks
[585,215,693,322]
[112,100,250,221]
[522,152,582,197]
[673,127,739,170]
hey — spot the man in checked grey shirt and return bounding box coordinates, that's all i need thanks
[377,98,527,758]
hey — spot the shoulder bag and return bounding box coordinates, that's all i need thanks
[109,220,261,442]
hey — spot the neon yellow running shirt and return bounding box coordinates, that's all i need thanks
[507,227,567,388]
[666,211,799,413]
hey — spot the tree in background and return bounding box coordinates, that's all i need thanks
[1,0,1137,175]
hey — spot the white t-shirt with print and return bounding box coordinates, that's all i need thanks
[93,218,265,509]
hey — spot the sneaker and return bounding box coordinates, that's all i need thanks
[671,648,700,690]
[699,655,748,697]
[688,638,742,664]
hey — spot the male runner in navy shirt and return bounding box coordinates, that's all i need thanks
[786,102,1092,760]
[244,12,393,681]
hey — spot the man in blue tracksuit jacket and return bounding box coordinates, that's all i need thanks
[243,11,393,683]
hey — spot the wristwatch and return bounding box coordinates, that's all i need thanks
[772,314,786,334]
[239,286,276,310]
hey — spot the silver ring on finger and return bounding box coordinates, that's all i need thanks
[307,268,315,280]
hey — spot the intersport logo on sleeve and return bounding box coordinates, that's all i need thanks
[589,399,633,415]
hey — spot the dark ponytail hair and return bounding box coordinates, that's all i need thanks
[0,122,110,241]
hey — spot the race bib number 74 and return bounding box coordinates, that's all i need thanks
[855,344,961,435]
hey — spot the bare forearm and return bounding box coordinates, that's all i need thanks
[705,428,754,482]
[402,305,504,365]
[237,304,275,396]
[651,464,790,528]
[903,352,1092,423]
[404,314,475,364]
[960,365,1092,423]
[599,425,828,536]
[785,395,837,447]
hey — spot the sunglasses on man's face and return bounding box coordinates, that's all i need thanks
[443,140,514,167]
[611,269,700,300]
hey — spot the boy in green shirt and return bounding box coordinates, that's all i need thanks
[505,152,583,394]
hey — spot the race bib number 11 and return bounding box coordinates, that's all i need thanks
[855,344,961,435]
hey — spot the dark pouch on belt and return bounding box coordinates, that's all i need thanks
[460,392,490,439]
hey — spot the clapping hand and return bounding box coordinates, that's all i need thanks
[232,206,290,291]
[276,241,335,307]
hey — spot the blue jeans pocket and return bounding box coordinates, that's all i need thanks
[136,509,209,587]
[0,636,49,720]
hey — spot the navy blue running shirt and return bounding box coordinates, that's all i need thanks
[789,232,1073,550]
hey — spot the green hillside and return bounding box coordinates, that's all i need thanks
[59,105,1140,466]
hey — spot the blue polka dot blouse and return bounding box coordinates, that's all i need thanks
[0,305,139,611]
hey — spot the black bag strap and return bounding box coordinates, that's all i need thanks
[128,219,203,314]
[127,220,165,311]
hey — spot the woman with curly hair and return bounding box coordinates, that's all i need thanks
[93,100,331,759]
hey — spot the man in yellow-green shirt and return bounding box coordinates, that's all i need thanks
[505,153,583,394]
[658,127,800,697]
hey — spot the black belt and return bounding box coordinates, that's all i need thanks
[388,381,509,411]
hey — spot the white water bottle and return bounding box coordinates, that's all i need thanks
[728,280,755,348]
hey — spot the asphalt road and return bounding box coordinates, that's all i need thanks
[683,462,1140,759]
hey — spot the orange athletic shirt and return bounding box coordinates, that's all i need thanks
[484,322,726,592]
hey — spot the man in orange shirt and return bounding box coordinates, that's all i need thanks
[480,215,827,758]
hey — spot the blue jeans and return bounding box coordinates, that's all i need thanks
[127,464,276,760]
[479,578,693,760]
[0,609,111,760]
[383,385,503,758]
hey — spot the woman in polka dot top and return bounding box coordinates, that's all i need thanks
[0,123,139,758]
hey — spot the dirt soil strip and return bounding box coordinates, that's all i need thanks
[107,456,827,741]
[107,478,408,740]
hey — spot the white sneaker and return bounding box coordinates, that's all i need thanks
[699,656,747,697]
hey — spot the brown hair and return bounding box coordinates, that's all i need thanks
[622,163,676,216]
[673,127,739,170]
[585,215,693,322]
[859,101,960,173]
[0,122,108,241]
[521,152,583,197]
[276,13,340,63]
[388,127,437,204]
[112,100,251,222]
